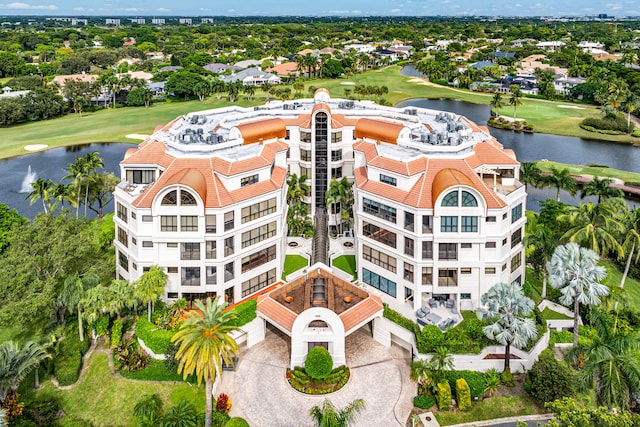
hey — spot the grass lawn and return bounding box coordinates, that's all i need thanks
[282,254,308,280]
[601,259,640,312]
[116,357,197,384]
[536,160,640,183]
[435,395,545,426]
[332,255,357,279]
[37,352,205,427]
[542,307,571,320]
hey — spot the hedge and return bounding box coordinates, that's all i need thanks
[53,334,90,386]
[413,395,436,409]
[228,299,257,327]
[436,382,451,410]
[135,317,175,355]
[305,346,333,380]
[444,370,486,400]
[456,378,472,411]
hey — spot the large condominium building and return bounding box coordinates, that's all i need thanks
[113,89,525,313]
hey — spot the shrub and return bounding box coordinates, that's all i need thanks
[581,116,632,133]
[383,304,420,334]
[304,346,333,380]
[216,393,232,414]
[501,369,515,387]
[224,418,250,427]
[20,393,60,426]
[135,316,175,354]
[418,325,445,353]
[110,319,123,349]
[436,382,452,410]
[228,299,257,327]
[483,368,501,396]
[164,342,179,371]
[456,378,472,411]
[463,318,486,341]
[444,370,486,399]
[93,316,110,338]
[526,349,575,404]
[115,337,150,371]
[53,334,89,386]
[211,410,231,427]
[413,394,436,409]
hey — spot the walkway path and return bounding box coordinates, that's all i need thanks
[221,326,414,427]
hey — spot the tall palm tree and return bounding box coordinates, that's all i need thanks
[490,92,504,117]
[134,265,168,322]
[63,156,88,218]
[565,309,640,411]
[81,151,104,217]
[58,272,100,342]
[580,177,623,203]
[133,393,163,423]
[0,341,51,406]
[524,217,557,298]
[27,178,54,214]
[519,162,542,191]
[51,182,74,213]
[559,198,625,257]
[171,297,240,427]
[620,209,640,293]
[547,243,609,345]
[476,282,538,373]
[622,94,640,128]
[163,399,199,427]
[103,279,136,320]
[542,166,578,202]
[508,85,522,120]
[309,399,366,427]
[287,173,310,204]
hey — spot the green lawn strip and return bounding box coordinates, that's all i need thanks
[282,254,308,279]
[116,357,197,384]
[541,307,571,320]
[600,259,640,312]
[38,352,205,427]
[535,160,640,183]
[331,255,357,279]
[435,395,545,426]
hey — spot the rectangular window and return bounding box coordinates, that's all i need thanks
[460,243,472,249]
[502,238,508,246]
[362,222,396,248]
[331,131,342,143]
[438,269,458,287]
[118,251,128,271]
[486,216,496,223]
[117,203,128,223]
[132,262,137,271]
[206,241,216,259]
[461,216,478,232]
[438,243,457,260]
[363,268,397,298]
[160,215,177,232]
[461,293,471,300]
[224,236,234,256]
[511,203,523,223]
[285,129,290,140]
[422,215,433,233]
[205,215,216,233]
[206,266,217,285]
[224,211,234,232]
[362,245,397,273]
[300,166,311,178]
[142,241,153,248]
[166,242,178,248]
[485,242,496,249]
[224,262,234,282]
[300,132,311,143]
[422,267,433,285]
[181,267,200,286]
[142,215,153,222]
[241,221,277,248]
[126,169,155,184]
[300,149,312,161]
[131,237,137,245]
[180,242,200,260]
[117,227,128,247]
[461,268,472,274]
[241,174,259,187]
[511,252,522,273]
[331,167,342,179]
[362,198,396,223]
[502,263,507,271]
[241,198,277,224]
[511,228,522,248]
[331,150,342,161]
[167,267,178,274]
[485,267,496,274]
[422,241,433,259]
[181,216,198,232]
[503,212,508,220]
[241,245,277,273]
[404,212,414,232]
[441,216,458,232]
[131,212,136,220]
[241,268,276,297]
[404,237,414,257]
[403,262,414,283]
[380,174,397,186]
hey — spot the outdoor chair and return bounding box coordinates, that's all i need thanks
[428,298,438,308]
[445,299,455,309]
[416,306,430,320]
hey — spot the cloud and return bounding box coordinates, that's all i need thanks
[156,7,170,12]
[117,7,144,12]
[0,2,58,9]
[73,6,83,10]
[390,8,401,12]
[199,7,209,11]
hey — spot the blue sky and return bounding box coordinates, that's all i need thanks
[0,0,638,17]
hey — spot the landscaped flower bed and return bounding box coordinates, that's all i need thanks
[286,365,350,394]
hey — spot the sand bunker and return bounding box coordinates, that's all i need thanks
[340,81,356,85]
[24,144,48,151]
[558,105,587,109]
[125,134,150,140]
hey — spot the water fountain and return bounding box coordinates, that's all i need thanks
[19,165,37,193]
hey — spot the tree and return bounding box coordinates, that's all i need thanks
[27,178,55,214]
[547,243,609,345]
[166,71,207,100]
[508,85,522,120]
[0,341,50,406]
[490,92,504,117]
[476,282,538,373]
[309,399,366,427]
[565,310,640,411]
[58,273,99,341]
[80,151,104,217]
[86,173,119,218]
[321,59,344,78]
[519,162,542,191]
[622,94,640,128]
[63,156,89,218]
[541,166,578,202]
[0,204,26,253]
[581,177,623,203]
[545,397,636,427]
[326,177,354,235]
[126,87,153,107]
[134,265,167,322]
[171,297,240,427]
[620,209,640,293]
[103,279,136,321]
[242,84,255,102]
[525,217,557,298]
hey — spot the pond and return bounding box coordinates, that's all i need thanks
[0,143,136,219]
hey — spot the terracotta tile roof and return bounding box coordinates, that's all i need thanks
[353,140,426,177]
[257,296,297,332]
[120,140,174,168]
[266,62,299,76]
[465,141,519,168]
[163,168,207,203]
[339,294,383,333]
[432,168,474,206]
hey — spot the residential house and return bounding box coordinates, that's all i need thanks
[221,67,281,86]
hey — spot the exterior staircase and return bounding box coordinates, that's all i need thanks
[310,207,329,306]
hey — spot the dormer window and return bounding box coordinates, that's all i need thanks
[181,191,197,205]
[441,191,458,206]
[461,191,478,207]
[241,174,259,187]
[161,190,177,205]
[161,189,198,206]
[380,174,397,186]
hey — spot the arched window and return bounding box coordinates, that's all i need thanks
[441,191,458,207]
[181,190,197,205]
[161,190,177,205]
[461,191,478,207]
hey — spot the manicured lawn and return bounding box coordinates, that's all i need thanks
[37,353,205,427]
[601,259,640,312]
[332,255,357,279]
[435,395,545,426]
[116,358,197,384]
[542,307,571,320]
[536,160,640,183]
[282,254,309,280]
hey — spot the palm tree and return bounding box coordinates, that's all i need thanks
[508,85,522,120]
[410,358,438,395]
[51,182,74,213]
[580,177,623,203]
[63,156,88,218]
[622,94,640,128]
[620,209,640,292]
[163,399,199,427]
[490,92,504,117]
[134,265,168,322]
[559,198,625,257]
[547,243,609,345]
[524,217,557,298]
[103,279,136,320]
[519,162,542,191]
[541,166,578,202]
[309,399,366,427]
[0,341,51,406]
[243,84,255,101]
[27,178,54,214]
[58,272,100,341]
[81,151,104,216]
[565,309,640,411]
[133,393,163,424]
[287,173,310,204]
[476,282,538,373]
[171,297,240,427]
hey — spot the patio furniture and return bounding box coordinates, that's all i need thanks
[438,317,456,331]
[445,299,455,309]
[416,306,430,320]
[428,298,438,308]
[451,307,459,315]
[426,312,441,325]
